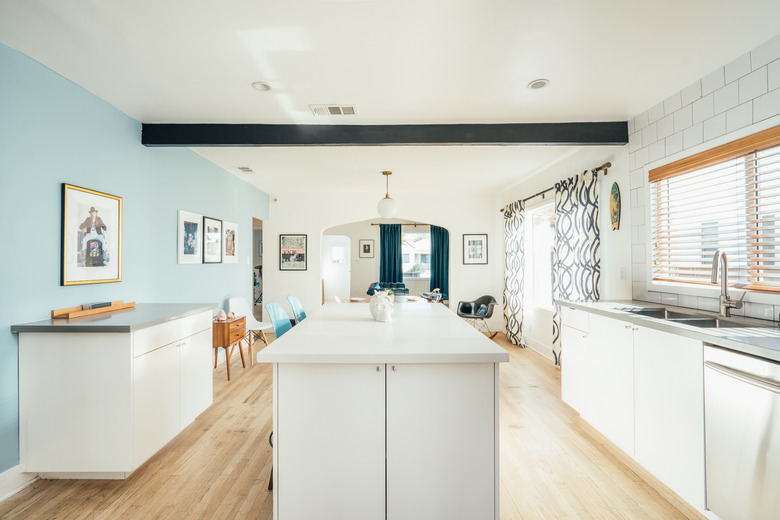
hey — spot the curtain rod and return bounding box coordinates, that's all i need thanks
[499,161,613,212]
[370,222,428,227]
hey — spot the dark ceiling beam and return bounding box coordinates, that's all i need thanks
[141,122,628,147]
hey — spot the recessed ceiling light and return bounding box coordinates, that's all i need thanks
[527,78,550,90]
[252,81,271,92]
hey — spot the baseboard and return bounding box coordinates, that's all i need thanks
[0,464,38,504]
[39,471,129,480]
[521,335,555,362]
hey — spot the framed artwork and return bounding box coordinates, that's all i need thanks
[359,239,374,258]
[463,234,488,265]
[610,182,621,230]
[178,210,203,264]
[61,183,122,286]
[223,221,238,263]
[203,217,223,263]
[280,234,307,271]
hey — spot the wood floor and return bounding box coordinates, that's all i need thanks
[0,334,707,520]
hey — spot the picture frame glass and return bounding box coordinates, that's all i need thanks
[359,239,374,258]
[62,184,122,285]
[223,221,238,263]
[203,217,223,263]
[463,234,488,265]
[280,234,307,270]
[178,210,203,264]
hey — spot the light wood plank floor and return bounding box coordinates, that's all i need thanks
[0,334,707,520]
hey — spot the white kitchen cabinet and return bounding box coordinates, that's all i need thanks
[15,305,214,478]
[587,313,635,455]
[560,306,590,416]
[634,328,705,509]
[275,361,498,520]
[277,363,386,520]
[386,363,496,520]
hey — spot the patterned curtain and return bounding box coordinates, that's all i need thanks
[379,224,403,283]
[503,200,525,345]
[430,225,449,299]
[552,170,601,366]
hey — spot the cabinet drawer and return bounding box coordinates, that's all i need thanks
[561,306,589,333]
[229,329,244,343]
[229,320,245,333]
[132,310,212,358]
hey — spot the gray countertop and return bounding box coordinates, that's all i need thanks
[11,303,218,333]
[559,300,780,363]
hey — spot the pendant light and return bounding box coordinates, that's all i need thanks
[377,170,398,218]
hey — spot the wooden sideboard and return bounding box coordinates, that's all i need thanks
[212,316,246,380]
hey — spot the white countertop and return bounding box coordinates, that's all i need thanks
[256,302,510,364]
[11,303,217,333]
[560,300,780,363]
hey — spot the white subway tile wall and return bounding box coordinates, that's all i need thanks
[629,33,780,321]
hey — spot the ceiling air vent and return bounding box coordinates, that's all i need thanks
[309,104,358,116]
[236,166,255,174]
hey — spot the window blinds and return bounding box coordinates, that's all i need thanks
[649,126,780,292]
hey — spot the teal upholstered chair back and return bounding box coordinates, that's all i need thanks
[286,294,307,324]
[265,302,293,338]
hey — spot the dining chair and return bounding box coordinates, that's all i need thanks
[265,302,293,338]
[286,294,307,324]
[228,297,273,364]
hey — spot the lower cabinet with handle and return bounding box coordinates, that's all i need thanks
[275,362,499,520]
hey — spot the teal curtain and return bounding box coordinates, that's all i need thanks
[430,225,449,299]
[380,224,402,283]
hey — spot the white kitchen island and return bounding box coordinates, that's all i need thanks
[257,302,509,520]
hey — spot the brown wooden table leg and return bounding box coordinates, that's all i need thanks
[225,345,232,381]
[248,332,254,367]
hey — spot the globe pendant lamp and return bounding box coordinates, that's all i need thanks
[377,170,398,218]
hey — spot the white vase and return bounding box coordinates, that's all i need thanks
[369,291,394,322]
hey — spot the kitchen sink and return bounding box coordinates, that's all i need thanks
[666,317,745,328]
[626,307,770,329]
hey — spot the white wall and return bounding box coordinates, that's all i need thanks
[629,33,780,319]
[264,190,505,332]
[499,146,632,359]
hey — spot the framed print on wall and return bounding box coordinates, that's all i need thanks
[178,210,203,264]
[463,234,488,265]
[359,239,374,258]
[203,217,223,263]
[61,183,122,286]
[280,234,307,271]
[223,221,238,264]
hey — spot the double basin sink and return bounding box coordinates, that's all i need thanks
[626,307,752,329]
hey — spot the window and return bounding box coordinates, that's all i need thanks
[649,125,780,292]
[525,201,555,308]
[402,229,431,278]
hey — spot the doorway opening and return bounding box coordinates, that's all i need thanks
[252,218,263,320]
[321,235,351,302]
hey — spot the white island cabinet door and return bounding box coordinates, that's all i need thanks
[561,325,589,416]
[132,342,180,470]
[586,314,635,455]
[179,329,213,428]
[277,363,386,520]
[634,327,705,509]
[386,363,497,520]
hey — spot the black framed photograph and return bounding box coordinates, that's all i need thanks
[178,210,203,264]
[61,183,122,286]
[359,239,374,258]
[280,234,307,271]
[223,220,238,264]
[463,234,488,265]
[203,217,223,263]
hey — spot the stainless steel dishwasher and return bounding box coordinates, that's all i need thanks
[704,345,780,520]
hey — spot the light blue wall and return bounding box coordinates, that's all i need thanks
[0,43,270,472]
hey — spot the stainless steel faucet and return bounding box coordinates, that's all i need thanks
[710,250,745,317]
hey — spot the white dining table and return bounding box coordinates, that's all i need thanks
[258,302,509,520]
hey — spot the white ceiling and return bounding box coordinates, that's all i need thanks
[2,0,780,195]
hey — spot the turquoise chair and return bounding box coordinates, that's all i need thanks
[265,302,293,338]
[286,295,307,324]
